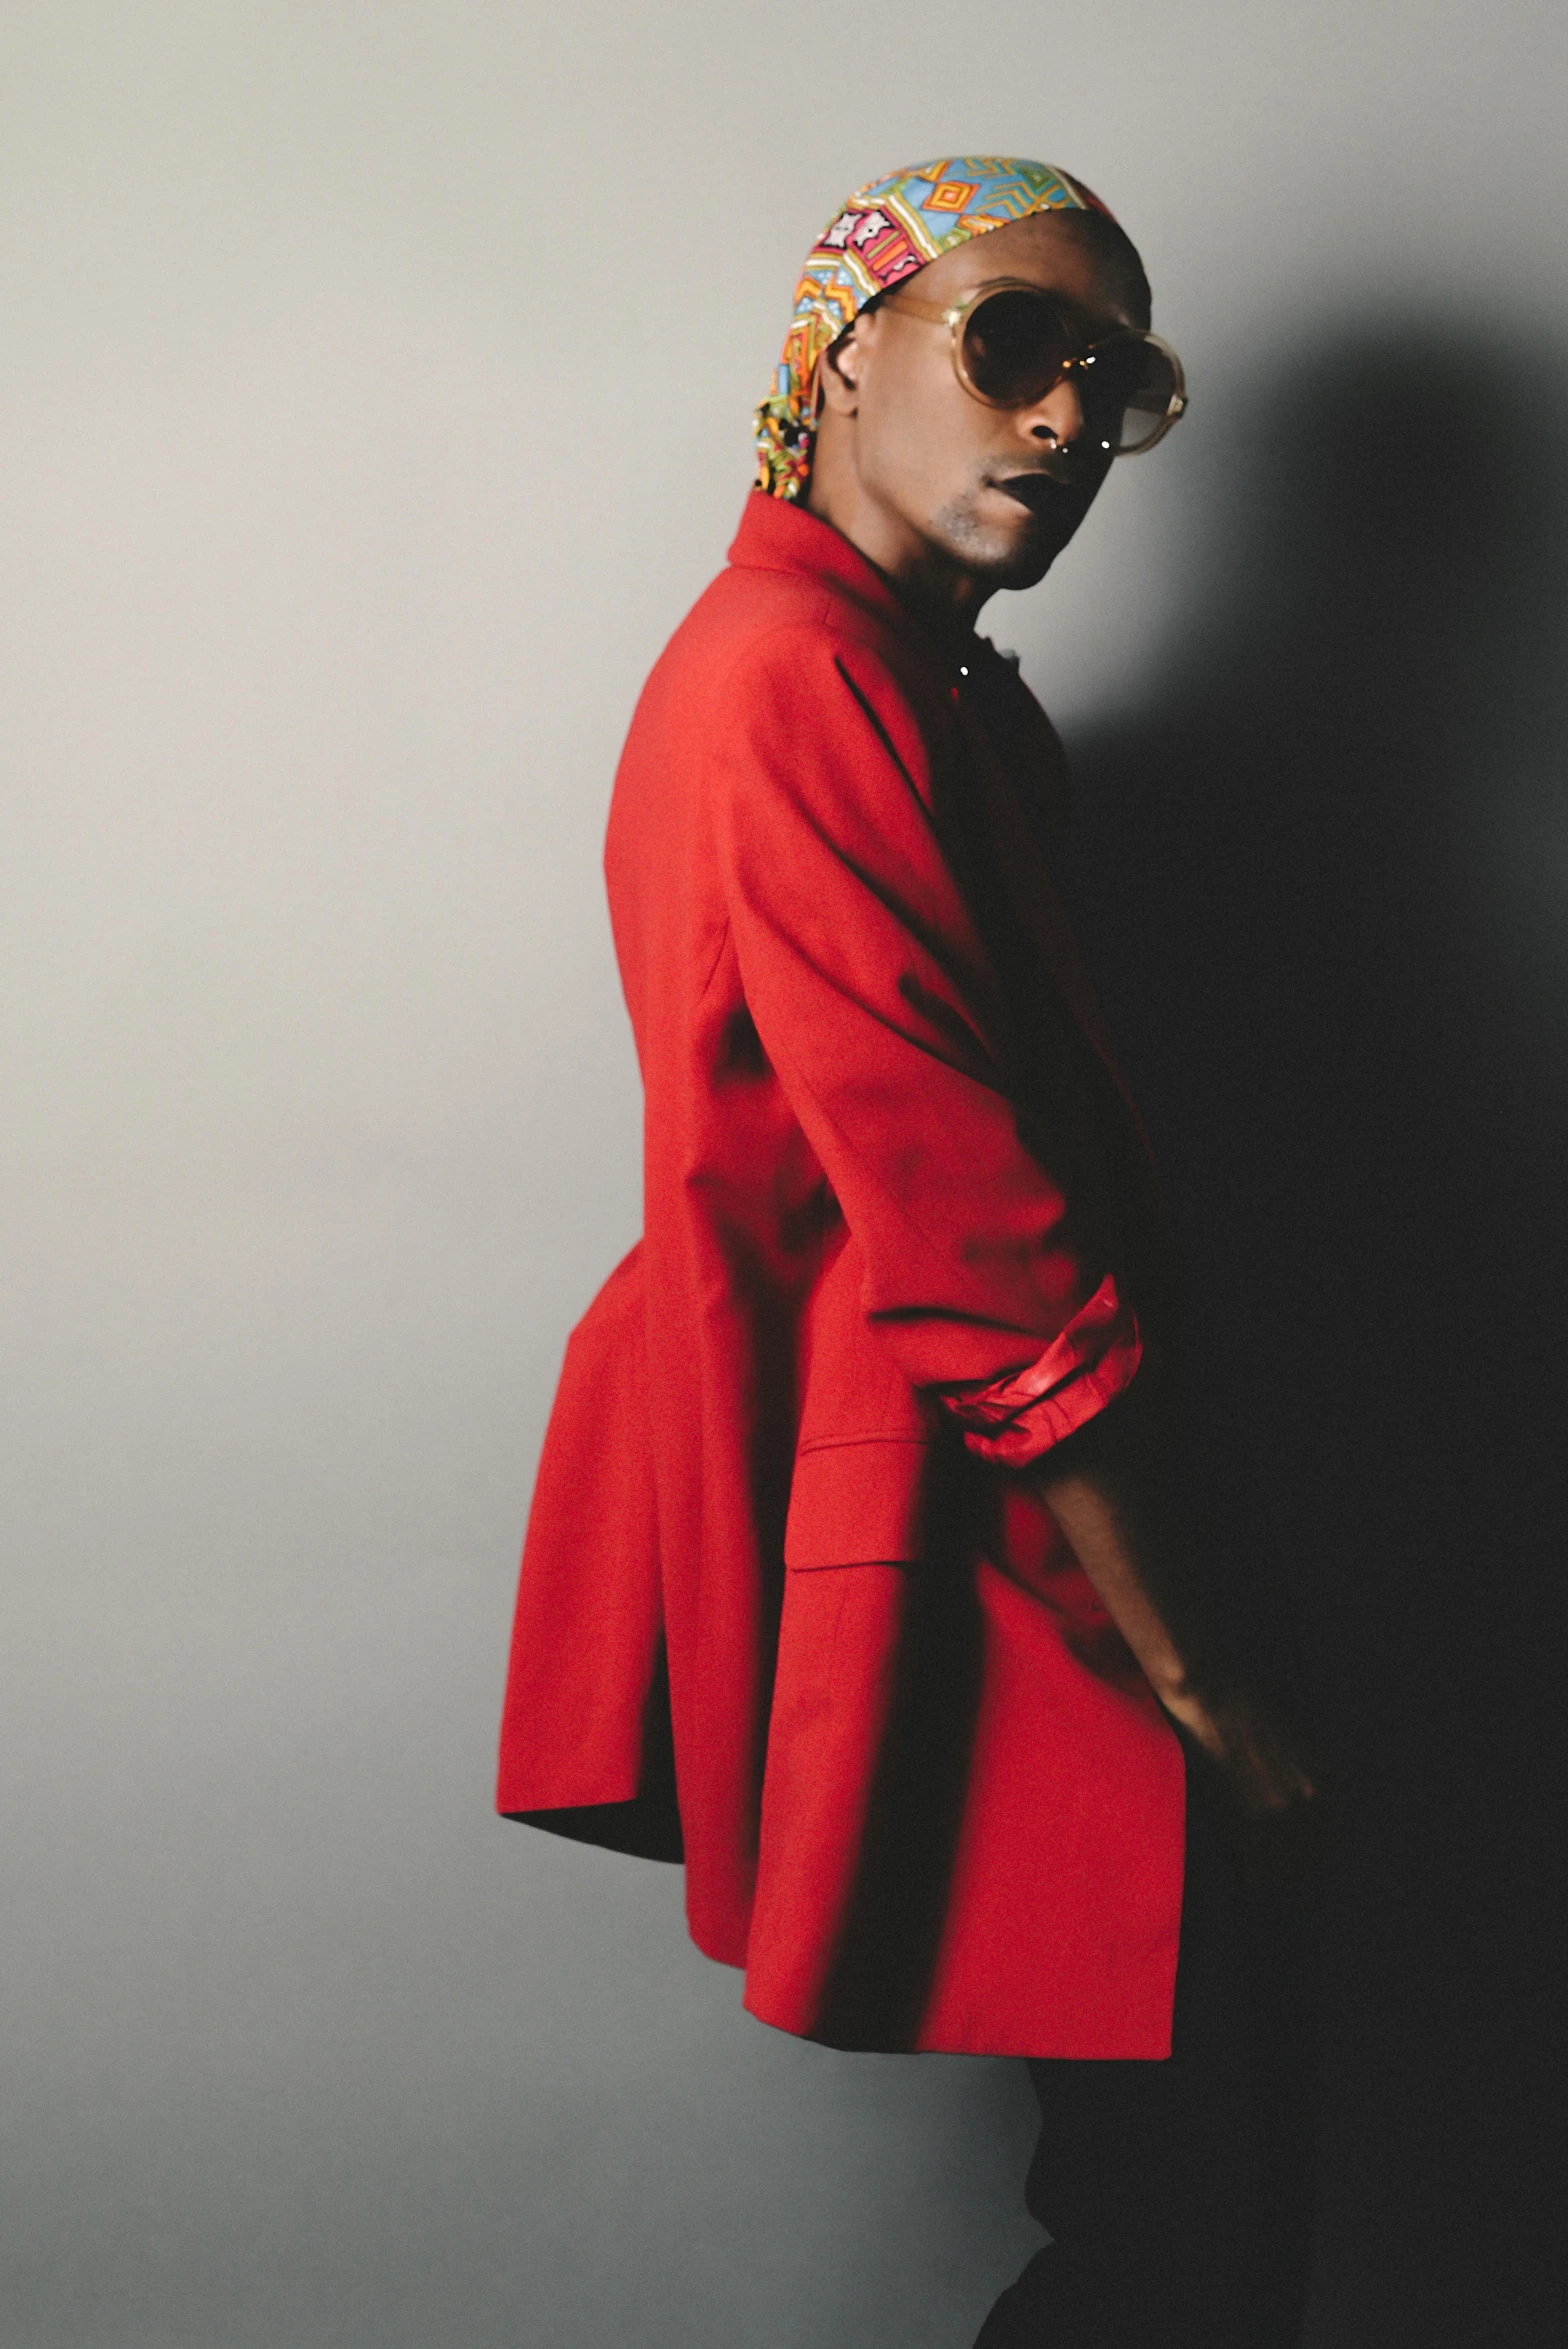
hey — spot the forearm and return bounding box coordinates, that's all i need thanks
[1031,1394,1216,1705]
[1033,1396,1316,1809]
[1037,1467,1194,1704]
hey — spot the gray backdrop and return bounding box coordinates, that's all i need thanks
[3,6,1564,2345]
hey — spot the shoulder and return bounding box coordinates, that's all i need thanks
[669,560,894,676]
[645,567,948,773]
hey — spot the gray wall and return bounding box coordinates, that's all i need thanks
[3,6,1563,2345]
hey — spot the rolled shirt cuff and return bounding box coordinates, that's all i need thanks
[941,1274,1143,1468]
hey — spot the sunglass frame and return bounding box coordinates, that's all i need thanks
[881,277,1188,455]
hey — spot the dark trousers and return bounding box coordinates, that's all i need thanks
[974,1747,1321,2348]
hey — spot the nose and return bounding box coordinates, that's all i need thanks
[1021,372,1087,452]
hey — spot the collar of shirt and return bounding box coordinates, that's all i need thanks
[726,488,990,689]
[726,489,1068,831]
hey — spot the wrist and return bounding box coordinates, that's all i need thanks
[1144,1657,1193,1705]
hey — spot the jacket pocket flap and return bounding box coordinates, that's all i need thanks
[783,1436,933,1569]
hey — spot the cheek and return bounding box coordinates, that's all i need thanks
[861,362,988,509]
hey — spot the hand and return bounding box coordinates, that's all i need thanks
[1157,1680,1317,1818]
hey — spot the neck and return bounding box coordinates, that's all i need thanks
[804,448,991,651]
[885,557,989,656]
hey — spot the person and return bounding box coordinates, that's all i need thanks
[497,158,1320,2346]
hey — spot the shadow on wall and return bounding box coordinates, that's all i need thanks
[1054,319,1568,2349]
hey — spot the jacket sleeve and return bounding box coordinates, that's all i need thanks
[710,620,1142,1468]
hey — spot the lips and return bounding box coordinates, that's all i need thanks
[992,469,1077,517]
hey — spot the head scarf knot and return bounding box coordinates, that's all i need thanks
[754,156,1116,501]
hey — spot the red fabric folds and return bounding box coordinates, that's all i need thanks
[945,1274,1144,1467]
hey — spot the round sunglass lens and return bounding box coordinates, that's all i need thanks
[1080,337,1180,452]
[961,289,1073,407]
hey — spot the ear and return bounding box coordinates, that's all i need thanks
[816,319,864,415]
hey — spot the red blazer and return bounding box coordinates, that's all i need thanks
[497,492,1186,2057]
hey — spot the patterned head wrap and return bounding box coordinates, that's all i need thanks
[755,157,1117,501]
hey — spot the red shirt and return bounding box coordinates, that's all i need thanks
[497,491,1186,2056]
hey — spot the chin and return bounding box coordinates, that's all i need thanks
[985,538,1065,591]
[930,496,1087,592]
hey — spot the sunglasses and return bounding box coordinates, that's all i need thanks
[879,278,1188,456]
